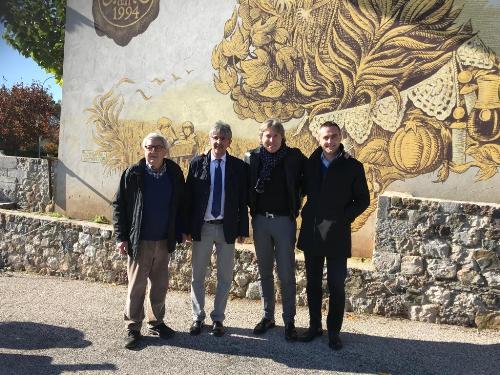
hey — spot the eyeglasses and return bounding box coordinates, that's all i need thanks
[144,145,165,151]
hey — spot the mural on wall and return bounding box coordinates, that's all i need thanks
[92,0,160,46]
[85,80,201,173]
[212,0,500,231]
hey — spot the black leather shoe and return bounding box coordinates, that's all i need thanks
[299,326,323,342]
[124,330,141,349]
[210,321,225,337]
[284,322,298,341]
[253,318,276,334]
[148,323,175,339]
[328,333,343,351]
[189,320,204,335]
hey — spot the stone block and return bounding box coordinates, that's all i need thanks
[457,266,485,286]
[234,271,252,287]
[373,252,401,273]
[440,292,479,327]
[401,256,424,275]
[475,311,500,330]
[409,304,439,323]
[349,296,374,314]
[100,229,112,239]
[450,245,474,265]
[0,176,17,184]
[84,245,96,258]
[0,157,17,169]
[78,233,92,246]
[427,259,457,280]
[420,239,450,258]
[482,271,500,288]
[472,250,500,272]
[425,286,452,305]
[376,196,389,221]
[396,238,417,254]
[246,282,260,300]
[454,228,482,247]
[441,201,460,214]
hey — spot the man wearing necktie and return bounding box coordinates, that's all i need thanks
[185,121,249,336]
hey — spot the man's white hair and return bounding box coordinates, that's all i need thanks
[142,132,170,149]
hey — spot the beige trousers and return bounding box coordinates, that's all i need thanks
[124,240,170,331]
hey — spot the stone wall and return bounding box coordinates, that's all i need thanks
[368,192,499,328]
[0,155,53,212]
[0,194,498,329]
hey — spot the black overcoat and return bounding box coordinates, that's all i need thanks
[185,151,249,243]
[112,158,187,258]
[297,146,370,257]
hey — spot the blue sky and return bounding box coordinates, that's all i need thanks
[0,26,62,102]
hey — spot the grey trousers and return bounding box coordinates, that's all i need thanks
[191,223,235,322]
[124,240,170,331]
[252,214,297,324]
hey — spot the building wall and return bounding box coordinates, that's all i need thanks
[57,1,500,257]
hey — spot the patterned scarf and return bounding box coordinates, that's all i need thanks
[255,144,288,193]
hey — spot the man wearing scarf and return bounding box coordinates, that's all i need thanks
[297,121,370,351]
[245,119,306,341]
[113,133,187,349]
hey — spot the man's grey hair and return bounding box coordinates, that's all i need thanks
[142,132,170,149]
[209,121,232,139]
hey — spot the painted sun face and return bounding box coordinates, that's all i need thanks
[261,128,283,153]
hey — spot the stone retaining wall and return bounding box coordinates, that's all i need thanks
[0,155,53,212]
[369,192,499,328]
[0,193,498,329]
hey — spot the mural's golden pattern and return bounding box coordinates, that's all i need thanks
[213,0,500,231]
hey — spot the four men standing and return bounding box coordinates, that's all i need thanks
[113,119,369,351]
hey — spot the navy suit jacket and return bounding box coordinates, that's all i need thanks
[185,151,249,243]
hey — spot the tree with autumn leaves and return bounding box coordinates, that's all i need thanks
[0,82,60,156]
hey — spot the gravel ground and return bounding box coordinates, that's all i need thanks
[0,272,498,375]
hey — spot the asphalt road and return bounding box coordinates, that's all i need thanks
[0,272,498,375]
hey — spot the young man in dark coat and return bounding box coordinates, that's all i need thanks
[245,119,306,341]
[112,133,187,349]
[186,121,249,337]
[297,121,370,350]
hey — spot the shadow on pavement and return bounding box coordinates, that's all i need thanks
[0,354,117,375]
[0,322,117,375]
[159,326,499,375]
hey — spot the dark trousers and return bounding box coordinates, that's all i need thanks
[304,254,347,334]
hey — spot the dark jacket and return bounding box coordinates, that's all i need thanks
[297,145,370,258]
[244,146,306,219]
[186,151,249,243]
[112,158,186,258]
